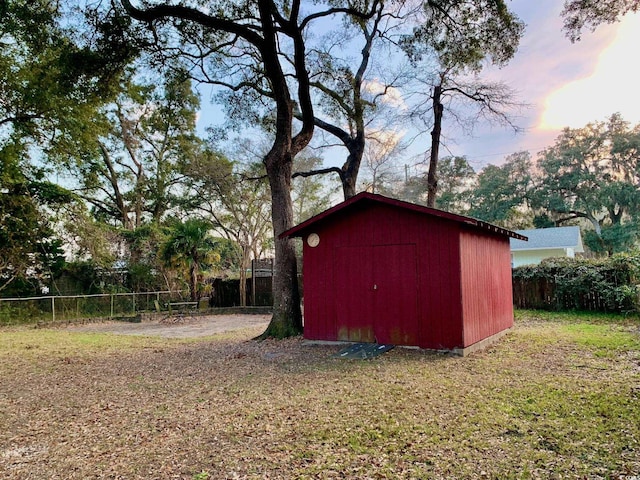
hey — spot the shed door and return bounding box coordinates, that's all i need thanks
[334,244,418,345]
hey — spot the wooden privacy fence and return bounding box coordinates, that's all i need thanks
[512,277,555,310]
[511,254,640,314]
[512,273,638,313]
[208,257,303,308]
[209,277,274,308]
[512,277,618,311]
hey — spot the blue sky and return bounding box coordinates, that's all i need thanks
[195,2,640,173]
[450,0,640,169]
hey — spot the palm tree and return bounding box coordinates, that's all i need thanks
[161,219,220,301]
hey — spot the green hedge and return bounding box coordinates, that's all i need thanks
[512,252,640,313]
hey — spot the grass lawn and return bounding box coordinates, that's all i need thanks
[0,310,638,479]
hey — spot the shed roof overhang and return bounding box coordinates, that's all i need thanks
[281,192,528,241]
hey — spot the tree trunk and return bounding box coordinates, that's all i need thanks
[239,244,250,307]
[342,170,358,199]
[99,143,132,229]
[341,147,363,199]
[254,0,310,339]
[189,263,198,302]
[259,154,303,338]
[427,84,443,208]
[588,214,602,237]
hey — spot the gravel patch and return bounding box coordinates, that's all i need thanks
[67,313,271,338]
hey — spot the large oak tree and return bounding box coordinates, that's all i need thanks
[531,114,640,253]
[183,151,272,307]
[120,0,376,337]
[296,0,525,203]
[75,69,200,229]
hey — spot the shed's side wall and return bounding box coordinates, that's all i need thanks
[459,229,514,347]
[415,213,464,350]
[302,203,465,349]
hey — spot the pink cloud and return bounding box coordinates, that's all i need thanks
[451,0,625,166]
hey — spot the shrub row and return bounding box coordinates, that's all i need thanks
[512,252,640,313]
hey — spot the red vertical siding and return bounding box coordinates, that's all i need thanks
[333,245,376,342]
[417,218,463,350]
[302,203,465,349]
[459,229,514,347]
[372,243,419,345]
[330,243,419,344]
[301,236,335,341]
[299,196,514,350]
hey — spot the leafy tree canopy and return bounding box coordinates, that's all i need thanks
[468,151,533,228]
[161,218,222,301]
[562,0,640,41]
[73,68,202,229]
[531,113,640,253]
[1,0,140,160]
[402,0,525,71]
[0,145,69,295]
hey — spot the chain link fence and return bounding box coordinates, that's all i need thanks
[0,291,186,327]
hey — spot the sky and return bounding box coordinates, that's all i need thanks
[195,1,640,173]
[449,0,640,170]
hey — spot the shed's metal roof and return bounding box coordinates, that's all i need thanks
[510,226,583,251]
[282,192,527,240]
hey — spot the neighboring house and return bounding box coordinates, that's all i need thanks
[283,192,525,355]
[510,226,584,268]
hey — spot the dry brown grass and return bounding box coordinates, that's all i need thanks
[1,313,639,479]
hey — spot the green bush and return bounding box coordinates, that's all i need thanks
[512,252,640,313]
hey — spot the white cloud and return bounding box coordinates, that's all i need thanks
[363,80,407,111]
[539,13,640,130]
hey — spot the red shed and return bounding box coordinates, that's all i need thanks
[282,192,527,355]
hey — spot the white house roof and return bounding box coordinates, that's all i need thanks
[510,226,584,252]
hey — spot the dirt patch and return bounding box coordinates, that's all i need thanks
[67,313,271,338]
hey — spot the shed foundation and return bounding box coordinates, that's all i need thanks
[303,327,512,357]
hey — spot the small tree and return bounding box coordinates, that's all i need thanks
[161,219,220,302]
[433,156,475,214]
[183,149,272,307]
[360,129,404,194]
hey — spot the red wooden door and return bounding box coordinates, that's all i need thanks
[334,246,375,342]
[373,244,419,345]
[334,244,418,345]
